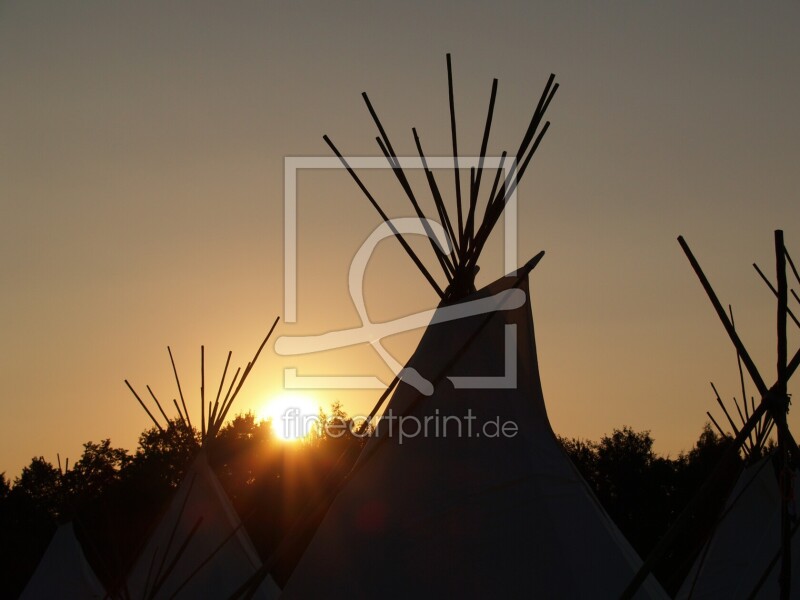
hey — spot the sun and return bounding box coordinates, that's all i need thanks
[259,393,320,442]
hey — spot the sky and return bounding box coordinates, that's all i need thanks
[1,2,799,477]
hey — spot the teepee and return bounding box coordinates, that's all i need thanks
[677,454,800,598]
[673,247,800,599]
[259,55,667,598]
[20,522,105,600]
[119,321,281,599]
[625,233,800,598]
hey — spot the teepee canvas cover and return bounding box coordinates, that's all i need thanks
[282,266,667,598]
[20,522,105,600]
[678,455,800,599]
[125,451,279,599]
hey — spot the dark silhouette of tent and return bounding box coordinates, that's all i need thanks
[245,55,667,598]
[118,321,281,599]
[625,233,800,599]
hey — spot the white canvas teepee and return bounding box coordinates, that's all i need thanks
[121,323,281,599]
[20,522,105,600]
[282,266,667,598]
[124,450,280,599]
[678,455,800,599]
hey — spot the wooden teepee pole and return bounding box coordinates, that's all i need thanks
[125,380,163,433]
[464,78,498,253]
[412,127,460,261]
[323,134,445,298]
[775,230,791,600]
[623,234,800,598]
[362,93,456,280]
[168,346,192,431]
[446,53,464,257]
[753,262,800,328]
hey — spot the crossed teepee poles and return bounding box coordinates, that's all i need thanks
[624,230,799,599]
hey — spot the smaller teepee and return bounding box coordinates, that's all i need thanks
[119,319,281,599]
[20,522,105,600]
[124,450,279,599]
[677,303,798,598]
[677,454,800,599]
[626,232,800,598]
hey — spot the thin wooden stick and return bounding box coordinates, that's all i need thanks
[472,74,557,251]
[785,247,800,287]
[467,120,552,273]
[57,453,62,476]
[125,380,163,433]
[751,396,762,441]
[730,307,750,421]
[759,419,776,446]
[362,92,455,277]
[464,78,498,252]
[201,345,206,441]
[731,396,754,456]
[679,237,768,395]
[729,304,757,451]
[214,317,280,436]
[147,385,170,428]
[412,127,460,262]
[210,351,232,432]
[470,79,556,264]
[467,166,476,251]
[217,362,250,434]
[707,411,727,439]
[710,383,749,459]
[168,347,192,431]
[446,54,464,255]
[515,74,557,170]
[477,151,507,248]
[172,398,187,428]
[775,230,791,600]
[323,134,445,298]
[732,397,747,429]
[753,263,800,328]
[357,375,400,435]
[219,368,241,422]
[373,135,455,281]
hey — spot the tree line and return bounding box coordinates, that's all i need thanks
[0,405,747,598]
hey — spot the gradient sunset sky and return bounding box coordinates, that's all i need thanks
[2,2,799,476]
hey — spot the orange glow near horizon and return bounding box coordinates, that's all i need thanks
[259,393,320,442]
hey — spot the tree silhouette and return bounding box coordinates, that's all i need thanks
[1,414,749,597]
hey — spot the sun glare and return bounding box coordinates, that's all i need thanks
[259,393,320,442]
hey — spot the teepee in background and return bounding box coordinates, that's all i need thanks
[247,54,668,598]
[674,248,800,599]
[118,319,281,600]
[19,454,107,599]
[626,233,800,599]
[20,521,105,600]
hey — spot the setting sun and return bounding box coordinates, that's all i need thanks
[259,393,320,442]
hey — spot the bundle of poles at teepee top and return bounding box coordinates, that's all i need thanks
[703,245,800,463]
[124,316,279,442]
[705,306,777,462]
[324,53,558,302]
[624,231,800,599]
